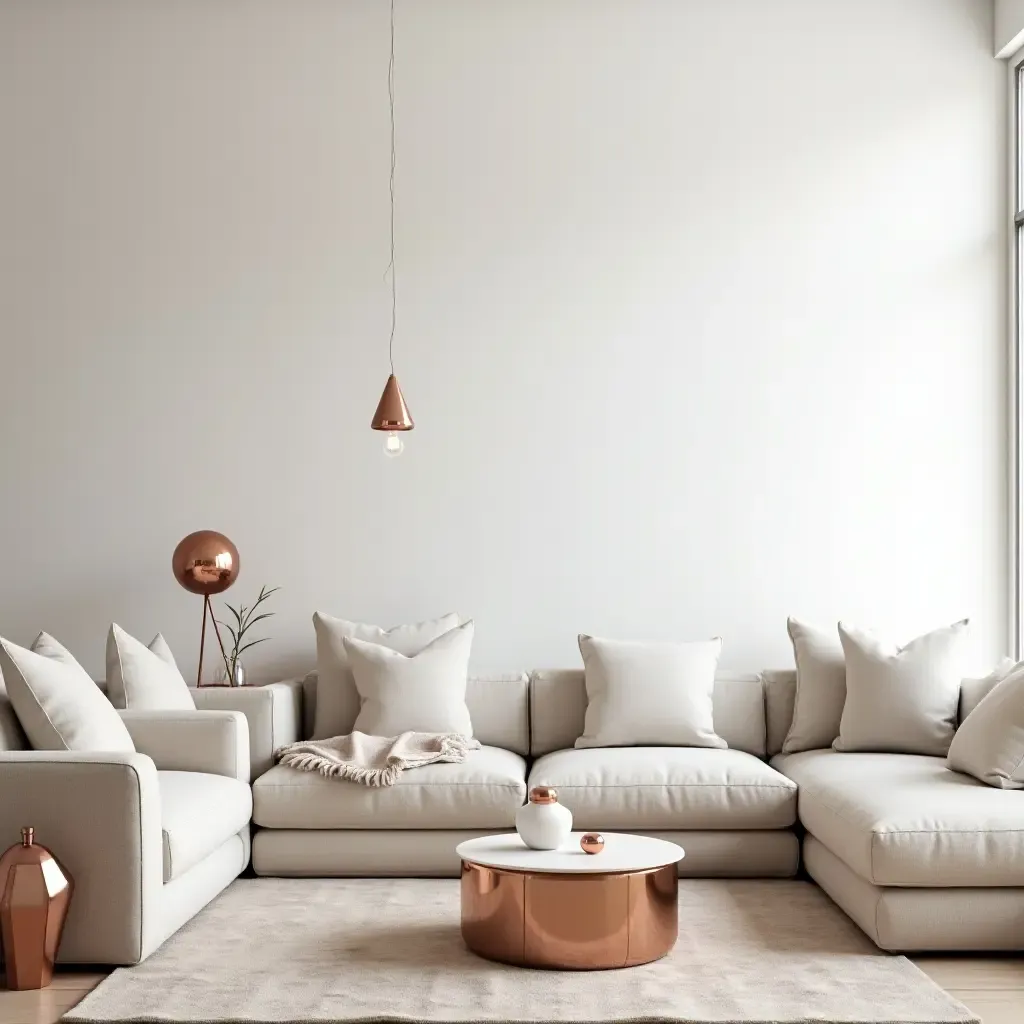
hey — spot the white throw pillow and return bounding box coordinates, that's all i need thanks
[347,620,474,737]
[575,634,725,749]
[312,611,461,739]
[105,624,195,711]
[782,618,846,754]
[833,619,969,756]
[959,657,1018,721]
[0,633,135,752]
[947,661,1024,788]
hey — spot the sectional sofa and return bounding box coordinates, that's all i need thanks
[2,665,1022,964]
[238,667,1024,951]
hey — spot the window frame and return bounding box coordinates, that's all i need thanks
[1013,53,1024,658]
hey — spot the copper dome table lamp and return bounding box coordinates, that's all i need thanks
[172,530,239,686]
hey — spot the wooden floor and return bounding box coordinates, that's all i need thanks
[0,960,1022,1024]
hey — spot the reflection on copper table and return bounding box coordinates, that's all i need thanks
[460,860,678,970]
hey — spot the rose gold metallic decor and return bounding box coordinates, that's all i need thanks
[529,786,558,805]
[580,833,605,855]
[0,828,73,990]
[460,861,677,970]
[369,3,416,457]
[171,530,239,685]
[370,374,414,432]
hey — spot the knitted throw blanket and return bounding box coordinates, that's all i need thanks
[276,731,480,787]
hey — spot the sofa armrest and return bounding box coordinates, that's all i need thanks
[119,709,249,783]
[190,680,303,778]
[0,751,163,964]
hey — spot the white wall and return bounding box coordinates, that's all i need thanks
[0,0,1007,681]
[995,0,1024,56]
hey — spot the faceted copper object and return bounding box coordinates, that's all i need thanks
[529,786,558,805]
[580,833,605,855]
[0,827,74,990]
[370,374,414,431]
[172,531,240,596]
[460,861,677,969]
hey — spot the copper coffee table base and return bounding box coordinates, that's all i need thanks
[460,861,678,970]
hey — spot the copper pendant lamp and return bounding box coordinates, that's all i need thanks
[370,0,414,458]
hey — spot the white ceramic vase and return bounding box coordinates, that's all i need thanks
[516,786,573,850]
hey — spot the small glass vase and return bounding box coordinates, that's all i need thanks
[217,659,246,687]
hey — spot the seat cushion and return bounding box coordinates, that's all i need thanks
[528,747,796,830]
[158,771,253,882]
[253,745,527,829]
[772,749,1024,887]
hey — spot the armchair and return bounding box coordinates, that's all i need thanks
[0,705,251,965]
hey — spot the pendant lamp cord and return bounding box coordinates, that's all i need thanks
[384,0,397,376]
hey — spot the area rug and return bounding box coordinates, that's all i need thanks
[64,878,977,1024]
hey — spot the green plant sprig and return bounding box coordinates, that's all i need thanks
[218,584,280,677]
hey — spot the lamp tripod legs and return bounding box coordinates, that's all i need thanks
[196,595,234,686]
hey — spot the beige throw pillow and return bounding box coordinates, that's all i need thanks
[576,634,725,749]
[782,618,846,753]
[0,633,135,752]
[947,661,1024,788]
[833,619,969,756]
[959,657,1018,721]
[106,624,195,711]
[312,611,460,739]
[348,620,474,737]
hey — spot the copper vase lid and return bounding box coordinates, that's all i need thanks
[529,786,558,805]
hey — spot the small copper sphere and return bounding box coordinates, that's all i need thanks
[529,786,558,805]
[580,833,605,855]
[172,530,240,595]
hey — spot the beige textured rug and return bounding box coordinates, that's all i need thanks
[64,879,977,1024]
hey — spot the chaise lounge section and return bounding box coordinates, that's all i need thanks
[766,670,1024,951]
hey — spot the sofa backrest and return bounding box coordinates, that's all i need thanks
[300,670,531,756]
[763,669,796,757]
[529,669,770,757]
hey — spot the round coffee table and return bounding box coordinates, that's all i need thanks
[456,832,684,970]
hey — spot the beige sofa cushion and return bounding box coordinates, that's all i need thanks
[0,633,135,752]
[958,658,1019,721]
[772,748,1024,887]
[530,670,767,757]
[158,771,252,882]
[575,635,724,749]
[348,621,474,737]
[528,747,796,830]
[299,671,530,756]
[782,619,845,753]
[948,661,1024,788]
[106,625,195,712]
[312,611,460,739]
[833,620,969,756]
[253,745,526,830]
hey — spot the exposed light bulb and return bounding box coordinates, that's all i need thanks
[384,431,404,457]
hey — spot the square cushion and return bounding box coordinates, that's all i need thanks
[576,635,725,749]
[253,745,526,830]
[528,747,796,830]
[106,624,195,711]
[833,620,969,756]
[312,611,460,739]
[772,748,1024,887]
[158,771,252,882]
[0,633,135,752]
[348,621,474,736]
